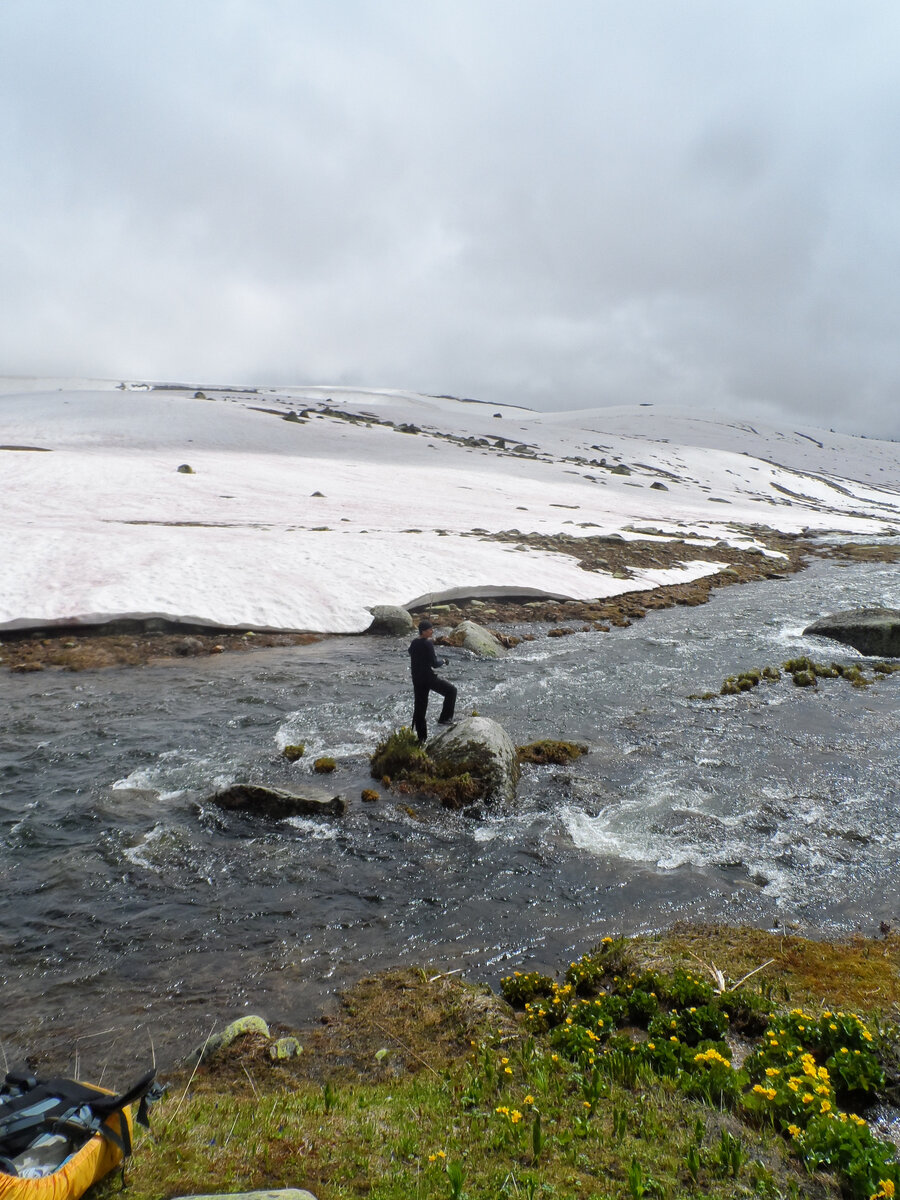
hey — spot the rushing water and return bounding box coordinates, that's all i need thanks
[1,557,898,1076]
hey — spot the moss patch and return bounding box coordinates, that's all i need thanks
[369,726,485,808]
[517,740,589,765]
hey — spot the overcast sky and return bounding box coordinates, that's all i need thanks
[2,1,899,436]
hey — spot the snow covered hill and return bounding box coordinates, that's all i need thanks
[2,379,898,634]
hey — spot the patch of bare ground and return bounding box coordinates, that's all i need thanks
[426,529,810,632]
[0,629,321,674]
[183,968,516,1095]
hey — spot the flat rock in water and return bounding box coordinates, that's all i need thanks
[804,608,900,657]
[210,783,346,819]
[452,619,505,658]
[365,605,414,635]
[428,715,519,805]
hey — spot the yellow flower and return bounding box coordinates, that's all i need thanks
[551,1054,558,1062]
[504,1067,513,1075]
[872,1182,895,1200]
[765,1067,781,1077]
[495,1106,509,1115]
[840,1047,849,1055]
[501,1057,509,1064]
[647,1043,656,1051]
[787,1124,801,1137]
[829,1023,838,1031]
[670,1036,679,1043]
[583,1101,591,1108]
[429,1155,436,1162]
[602,936,613,943]
[510,1110,522,1124]
[820,1100,832,1114]
[524,1095,535,1105]
[802,1093,814,1104]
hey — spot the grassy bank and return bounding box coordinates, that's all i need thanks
[100,927,900,1200]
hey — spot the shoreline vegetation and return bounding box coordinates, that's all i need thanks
[98,926,900,1200]
[3,532,898,675]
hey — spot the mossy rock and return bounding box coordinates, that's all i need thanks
[371,719,519,808]
[282,743,305,761]
[268,1036,303,1061]
[176,463,195,474]
[361,788,379,802]
[451,619,506,658]
[428,717,519,807]
[191,1015,271,1063]
[792,669,816,688]
[517,740,588,766]
[314,756,337,773]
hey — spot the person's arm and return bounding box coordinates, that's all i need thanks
[430,641,450,668]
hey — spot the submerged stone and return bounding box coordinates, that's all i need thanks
[210,783,346,819]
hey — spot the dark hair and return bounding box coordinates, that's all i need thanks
[418,619,433,634]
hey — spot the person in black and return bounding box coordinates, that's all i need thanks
[409,619,457,742]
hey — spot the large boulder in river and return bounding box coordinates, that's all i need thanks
[428,716,519,805]
[803,608,900,657]
[452,619,506,658]
[366,605,415,636]
[210,783,346,819]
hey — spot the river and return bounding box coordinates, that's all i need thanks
[1,555,897,1077]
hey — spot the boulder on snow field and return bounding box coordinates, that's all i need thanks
[451,619,506,658]
[428,716,519,806]
[365,605,415,636]
[803,608,900,658]
[209,782,346,820]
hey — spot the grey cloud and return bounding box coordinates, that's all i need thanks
[1,0,899,437]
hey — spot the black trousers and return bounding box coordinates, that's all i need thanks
[412,673,457,742]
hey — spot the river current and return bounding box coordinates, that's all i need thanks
[1,556,897,1076]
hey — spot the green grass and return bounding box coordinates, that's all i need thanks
[118,1048,810,1199]
[91,928,900,1200]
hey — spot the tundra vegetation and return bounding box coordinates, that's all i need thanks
[701,657,900,699]
[104,927,900,1200]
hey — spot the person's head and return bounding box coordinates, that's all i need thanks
[418,619,434,638]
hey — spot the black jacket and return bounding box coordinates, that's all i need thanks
[409,636,442,682]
